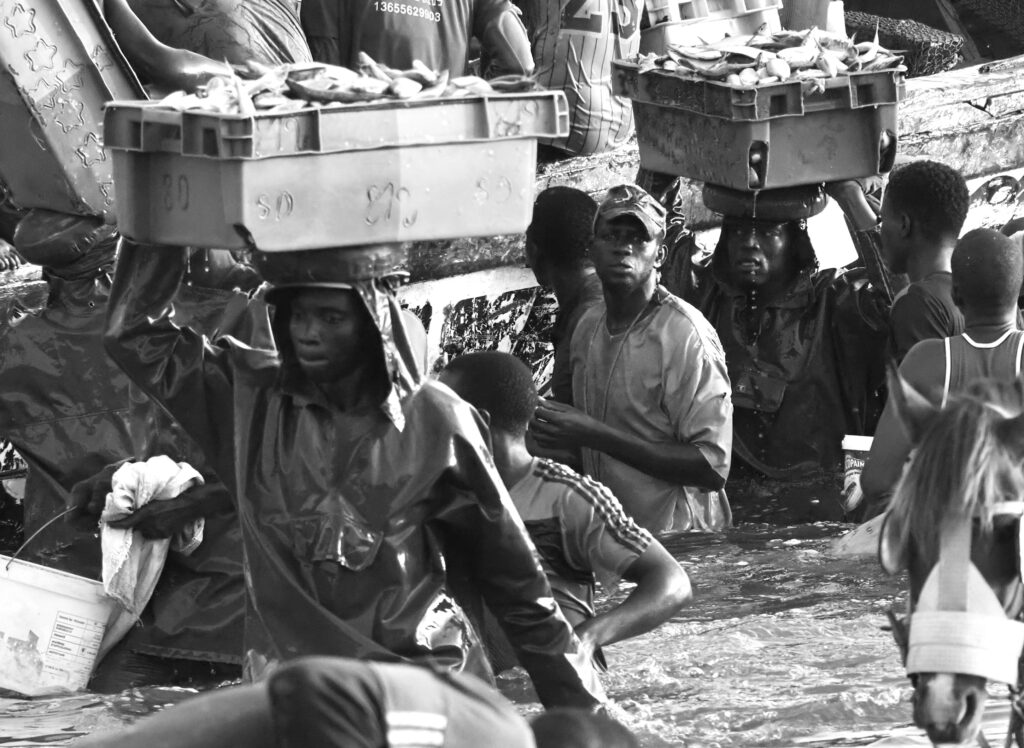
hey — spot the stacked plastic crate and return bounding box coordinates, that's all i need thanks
[641,0,784,55]
[102,92,569,252]
[612,61,902,190]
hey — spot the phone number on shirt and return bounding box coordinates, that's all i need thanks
[374,1,441,21]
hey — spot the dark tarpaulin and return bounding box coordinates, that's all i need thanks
[0,218,270,664]
[105,242,605,709]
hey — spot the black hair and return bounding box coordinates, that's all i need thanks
[528,187,599,270]
[885,160,969,242]
[952,228,1024,314]
[441,351,537,435]
[530,709,639,748]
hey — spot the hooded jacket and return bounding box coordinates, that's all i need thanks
[669,225,889,479]
[105,242,604,709]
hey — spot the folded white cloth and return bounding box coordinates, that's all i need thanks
[97,456,205,660]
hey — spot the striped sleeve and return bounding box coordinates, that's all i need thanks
[535,459,653,588]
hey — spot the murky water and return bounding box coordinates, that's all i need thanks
[0,521,1015,747]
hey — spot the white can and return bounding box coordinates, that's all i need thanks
[840,435,873,512]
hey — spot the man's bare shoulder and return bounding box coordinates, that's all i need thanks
[898,338,947,402]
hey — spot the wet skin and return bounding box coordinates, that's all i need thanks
[589,216,662,294]
[287,288,377,384]
[878,192,909,275]
[722,218,796,292]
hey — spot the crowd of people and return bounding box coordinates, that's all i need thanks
[0,0,1022,745]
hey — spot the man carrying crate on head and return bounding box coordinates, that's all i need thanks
[95,241,605,708]
[666,181,891,515]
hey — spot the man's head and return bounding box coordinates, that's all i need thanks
[704,184,823,292]
[277,286,382,384]
[590,185,666,293]
[530,708,639,748]
[951,228,1024,317]
[880,160,969,273]
[526,187,598,288]
[438,351,537,438]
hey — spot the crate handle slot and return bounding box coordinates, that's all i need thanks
[748,141,767,189]
[878,129,897,173]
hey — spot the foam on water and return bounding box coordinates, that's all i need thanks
[0,522,1013,746]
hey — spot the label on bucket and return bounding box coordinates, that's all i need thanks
[43,612,105,683]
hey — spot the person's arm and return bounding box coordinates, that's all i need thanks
[531,317,732,491]
[826,179,901,306]
[531,400,725,489]
[436,406,604,709]
[474,0,535,77]
[575,541,690,656]
[104,0,231,91]
[104,241,240,496]
[860,341,944,508]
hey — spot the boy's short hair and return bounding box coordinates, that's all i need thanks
[528,187,598,270]
[885,160,969,242]
[440,351,537,436]
[952,228,1024,314]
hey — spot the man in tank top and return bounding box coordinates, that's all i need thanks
[860,228,1024,518]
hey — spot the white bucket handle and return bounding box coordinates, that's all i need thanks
[4,507,76,571]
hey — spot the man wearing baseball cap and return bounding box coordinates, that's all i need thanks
[532,184,733,533]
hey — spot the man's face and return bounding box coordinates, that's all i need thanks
[723,218,795,290]
[879,192,909,274]
[525,232,552,288]
[590,215,662,291]
[287,288,376,383]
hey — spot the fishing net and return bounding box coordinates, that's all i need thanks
[844,10,965,76]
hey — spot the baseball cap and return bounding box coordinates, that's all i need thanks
[595,184,667,241]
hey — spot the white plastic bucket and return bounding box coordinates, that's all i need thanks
[0,555,114,696]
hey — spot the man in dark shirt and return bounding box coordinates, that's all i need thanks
[301,0,533,77]
[525,187,603,405]
[879,160,968,363]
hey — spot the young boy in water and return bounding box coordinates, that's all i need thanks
[861,228,1024,517]
[439,351,691,666]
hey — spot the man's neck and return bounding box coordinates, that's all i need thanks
[963,308,1020,342]
[551,267,597,311]
[491,432,534,489]
[316,366,383,412]
[603,277,656,331]
[905,241,954,283]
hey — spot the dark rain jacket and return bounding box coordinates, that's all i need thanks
[0,265,266,663]
[104,242,604,709]
[671,231,889,479]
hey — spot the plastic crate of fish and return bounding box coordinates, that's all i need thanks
[611,61,903,189]
[103,92,569,251]
[0,0,144,219]
[640,4,783,55]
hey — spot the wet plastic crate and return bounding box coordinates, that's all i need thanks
[612,61,903,189]
[104,92,569,250]
[640,4,783,54]
[0,0,144,219]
